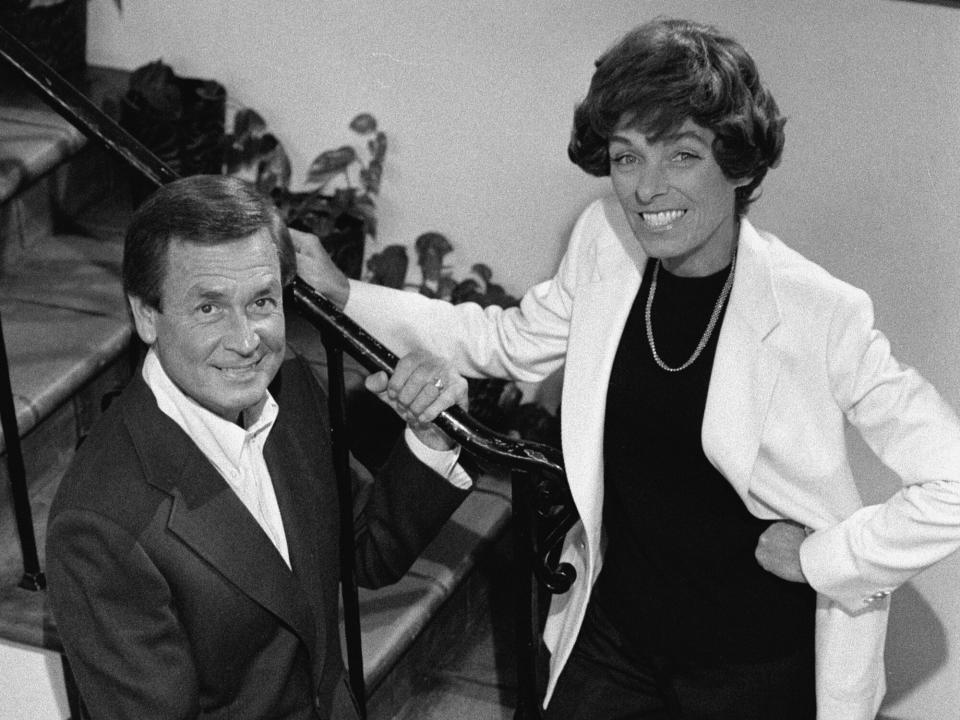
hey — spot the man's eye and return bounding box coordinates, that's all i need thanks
[251,297,277,313]
[198,303,216,315]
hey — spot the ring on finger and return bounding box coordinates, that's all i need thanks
[433,377,444,391]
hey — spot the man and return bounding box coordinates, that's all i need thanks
[46,175,472,719]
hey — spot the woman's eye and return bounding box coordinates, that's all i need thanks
[673,151,698,163]
[611,153,638,166]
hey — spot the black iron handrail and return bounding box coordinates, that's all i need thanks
[0,314,46,591]
[291,279,567,476]
[0,23,578,719]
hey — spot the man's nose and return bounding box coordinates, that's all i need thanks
[635,163,668,203]
[223,313,261,354]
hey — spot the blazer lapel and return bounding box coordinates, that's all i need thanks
[562,198,644,541]
[121,375,320,660]
[702,219,782,498]
[265,431,327,608]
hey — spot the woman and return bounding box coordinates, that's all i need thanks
[296,18,960,720]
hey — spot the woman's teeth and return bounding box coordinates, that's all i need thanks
[641,210,685,227]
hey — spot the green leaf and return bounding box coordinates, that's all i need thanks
[307,146,357,182]
[368,131,387,161]
[360,163,382,195]
[349,113,378,134]
[232,108,267,139]
[255,142,292,195]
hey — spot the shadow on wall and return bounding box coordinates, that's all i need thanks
[888,0,960,8]
[880,581,947,713]
[845,426,949,717]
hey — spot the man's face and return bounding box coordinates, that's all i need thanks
[129,229,286,421]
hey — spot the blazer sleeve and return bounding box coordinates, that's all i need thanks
[799,287,960,610]
[289,352,470,589]
[341,199,612,384]
[47,509,202,720]
[350,438,471,588]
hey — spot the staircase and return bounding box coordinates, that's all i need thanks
[0,66,523,719]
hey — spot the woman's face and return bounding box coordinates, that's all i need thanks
[608,118,750,277]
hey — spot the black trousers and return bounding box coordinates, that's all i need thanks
[544,597,816,720]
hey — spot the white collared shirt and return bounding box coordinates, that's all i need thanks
[142,350,470,568]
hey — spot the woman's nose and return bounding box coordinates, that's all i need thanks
[635,163,668,203]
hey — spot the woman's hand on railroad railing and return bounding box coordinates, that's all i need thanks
[289,227,351,310]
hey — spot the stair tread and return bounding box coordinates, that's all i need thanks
[359,475,511,692]
[0,65,130,205]
[387,516,520,720]
[0,100,86,204]
[1,233,130,451]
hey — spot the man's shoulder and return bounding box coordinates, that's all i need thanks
[50,372,169,528]
[273,353,326,413]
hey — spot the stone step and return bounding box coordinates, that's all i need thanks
[0,231,131,453]
[0,98,86,207]
[0,201,135,648]
[364,475,515,719]
[0,345,131,651]
[0,66,129,274]
[0,65,129,208]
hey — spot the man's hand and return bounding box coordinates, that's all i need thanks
[365,351,468,451]
[755,520,810,584]
[288,228,351,310]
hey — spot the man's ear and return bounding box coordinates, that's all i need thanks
[128,294,158,345]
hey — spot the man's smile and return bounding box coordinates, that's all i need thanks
[214,355,269,378]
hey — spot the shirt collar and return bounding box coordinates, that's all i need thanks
[142,348,279,472]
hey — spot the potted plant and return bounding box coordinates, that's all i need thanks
[224,110,386,280]
[116,60,227,204]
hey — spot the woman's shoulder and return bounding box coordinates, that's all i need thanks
[564,195,642,267]
[572,195,631,239]
[746,221,869,307]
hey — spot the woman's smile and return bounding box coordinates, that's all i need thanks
[639,209,687,229]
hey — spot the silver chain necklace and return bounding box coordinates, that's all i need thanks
[644,245,737,373]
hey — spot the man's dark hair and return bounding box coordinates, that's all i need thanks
[122,175,295,309]
[568,18,786,215]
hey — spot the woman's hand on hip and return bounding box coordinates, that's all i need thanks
[755,521,810,584]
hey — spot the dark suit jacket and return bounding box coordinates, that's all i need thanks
[46,355,469,719]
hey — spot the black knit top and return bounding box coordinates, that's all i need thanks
[595,257,814,666]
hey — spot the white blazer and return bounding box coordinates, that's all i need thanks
[345,196,960,720]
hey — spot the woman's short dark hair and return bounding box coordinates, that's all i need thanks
[122,175,295,309]
[568,18,785,215]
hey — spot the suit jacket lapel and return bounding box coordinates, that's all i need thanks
[120,374,320,659]
[702,219,782,497]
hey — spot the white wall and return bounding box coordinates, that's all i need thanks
[0,640,68,720]
[10,1,959,719]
